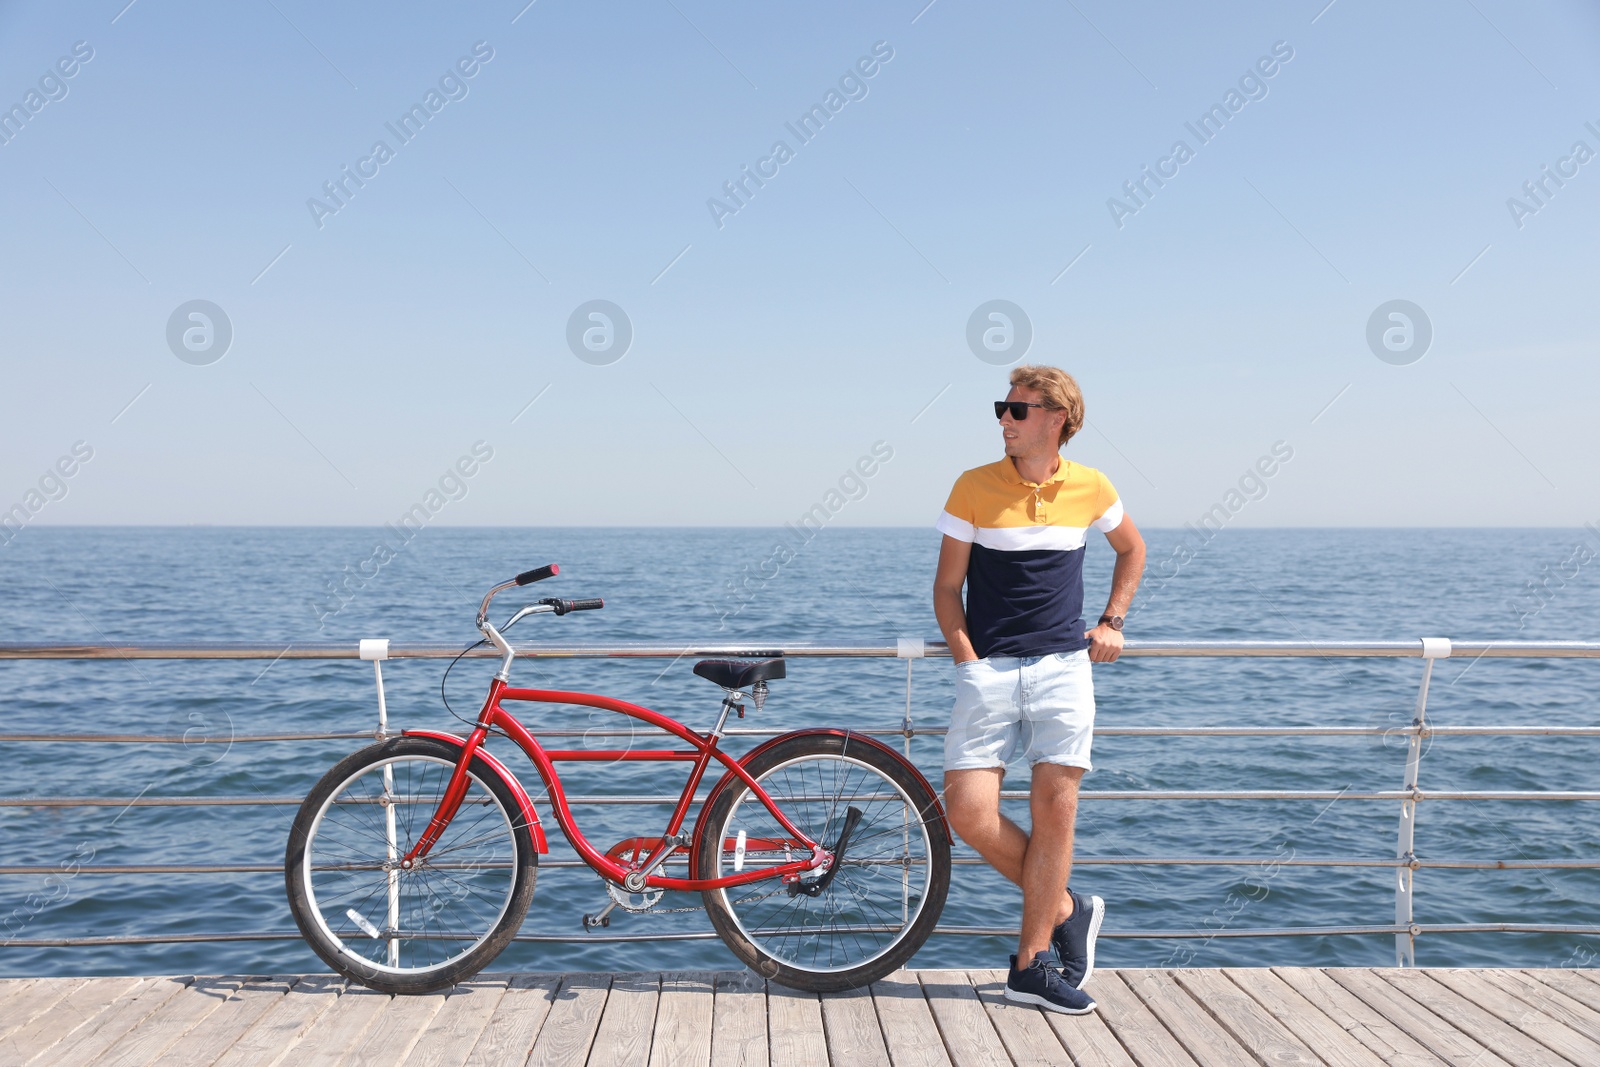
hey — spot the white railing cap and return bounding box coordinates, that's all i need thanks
[896,637,926,659]
[1420,638,1452,660]
[358,639,390,661]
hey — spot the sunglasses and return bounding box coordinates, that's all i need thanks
[994,400,1051,421]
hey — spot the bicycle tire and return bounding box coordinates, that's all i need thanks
[285,736,537,994]
[697,732,950,992]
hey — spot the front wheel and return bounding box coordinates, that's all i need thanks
[285,736,537,994]
[697,732,951,992]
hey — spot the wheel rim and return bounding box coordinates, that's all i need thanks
[300,754,520,976]
[713,753,935,975]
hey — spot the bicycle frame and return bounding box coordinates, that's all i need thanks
[402,677,828,892]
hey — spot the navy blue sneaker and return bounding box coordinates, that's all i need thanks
[1004,951,1097,1014]
[1051,888,1104,989]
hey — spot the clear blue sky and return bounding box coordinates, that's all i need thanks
[3,0,1597,528]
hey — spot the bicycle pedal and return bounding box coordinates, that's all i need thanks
[581,912,610,930]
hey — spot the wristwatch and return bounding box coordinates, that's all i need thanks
[1097,614,1124,632]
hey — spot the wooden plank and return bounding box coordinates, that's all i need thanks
[162,977,297,1067]
[1323,969,1517,1067]
[0,978,84,1043]
[1421,969,1600,1066]
[767,981,827,1067]
[1223,969,1393,1067]
[820,983,892,1067]
[1039,989,1142,1067]
[916,970,1008,1067]
[211,975,345,1067]
[589,972,660,1067]
[524,973,610,1067]
[1540,969,1600,1014]
[463,973,561,1067]
[1121,969,1256,1067]
[869,969,951,1067]
[0,975,143,1066]
[651,971,715,1067]
[43,974,193,1067]
[1272,968,1452,1067]
[345,987,447,1065]
[1377,968,1575,1067]
[1169,969,1322,1067]
[0,985,39,1036]
[1089,971,1200,1067]
[0,980,37,1026]
[95,975,246,1067]
[401,978,511,1067]
[283,986,392,1067]
[1573,968,1600,991]
[968,969,1074,1067]
[710,970,768,1067]
[1485,970,1600,1045]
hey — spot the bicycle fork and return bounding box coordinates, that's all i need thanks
[400,726,489,870]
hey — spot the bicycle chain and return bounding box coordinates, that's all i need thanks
[599,879,790,915]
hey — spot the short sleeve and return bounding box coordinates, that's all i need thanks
[935,475,976,542]
[1090,470,1124,533]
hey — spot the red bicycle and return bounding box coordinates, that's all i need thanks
[285,565,951,994]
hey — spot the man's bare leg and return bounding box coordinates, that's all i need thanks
[943,767,1075,945]
[1018,763,1083,959]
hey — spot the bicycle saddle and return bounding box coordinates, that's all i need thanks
[692,657,785,691]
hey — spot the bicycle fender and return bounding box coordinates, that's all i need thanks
[688,728,943,879]
[403,729,549,853]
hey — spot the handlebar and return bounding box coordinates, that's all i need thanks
[515,564,559,586]
[477,570,603,681]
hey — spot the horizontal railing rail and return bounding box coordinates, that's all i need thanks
[6,789,1600,807]
[2,639,1597,659]
[2,637,1596,966]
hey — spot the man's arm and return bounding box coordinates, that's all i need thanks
[934,534,979,665]
[1086,513,1146,663]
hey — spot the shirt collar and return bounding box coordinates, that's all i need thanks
[1002,454,1070,487]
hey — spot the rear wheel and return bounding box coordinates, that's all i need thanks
[697,733,950,991]
[285,736,537,994]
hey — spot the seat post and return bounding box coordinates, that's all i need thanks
[710,691,744,738]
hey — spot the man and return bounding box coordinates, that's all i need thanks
[933,364,1145,1015]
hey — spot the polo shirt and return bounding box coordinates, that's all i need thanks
[936,456,1123,659]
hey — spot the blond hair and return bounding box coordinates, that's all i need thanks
[1009,364,1084,447]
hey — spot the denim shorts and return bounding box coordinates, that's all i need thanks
[944,649,1095,772]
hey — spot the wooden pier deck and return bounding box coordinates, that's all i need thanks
[2,967,1598,1066]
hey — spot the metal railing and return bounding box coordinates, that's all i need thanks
[2,636,1598,967]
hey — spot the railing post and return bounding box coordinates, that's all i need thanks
[1396,637,1450,967]
[360,639,399,965]
[896,638,925,761]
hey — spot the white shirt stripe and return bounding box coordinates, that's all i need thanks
[935,510,975,542]
[1091,497,1125,533]
[973,524,1089,552]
